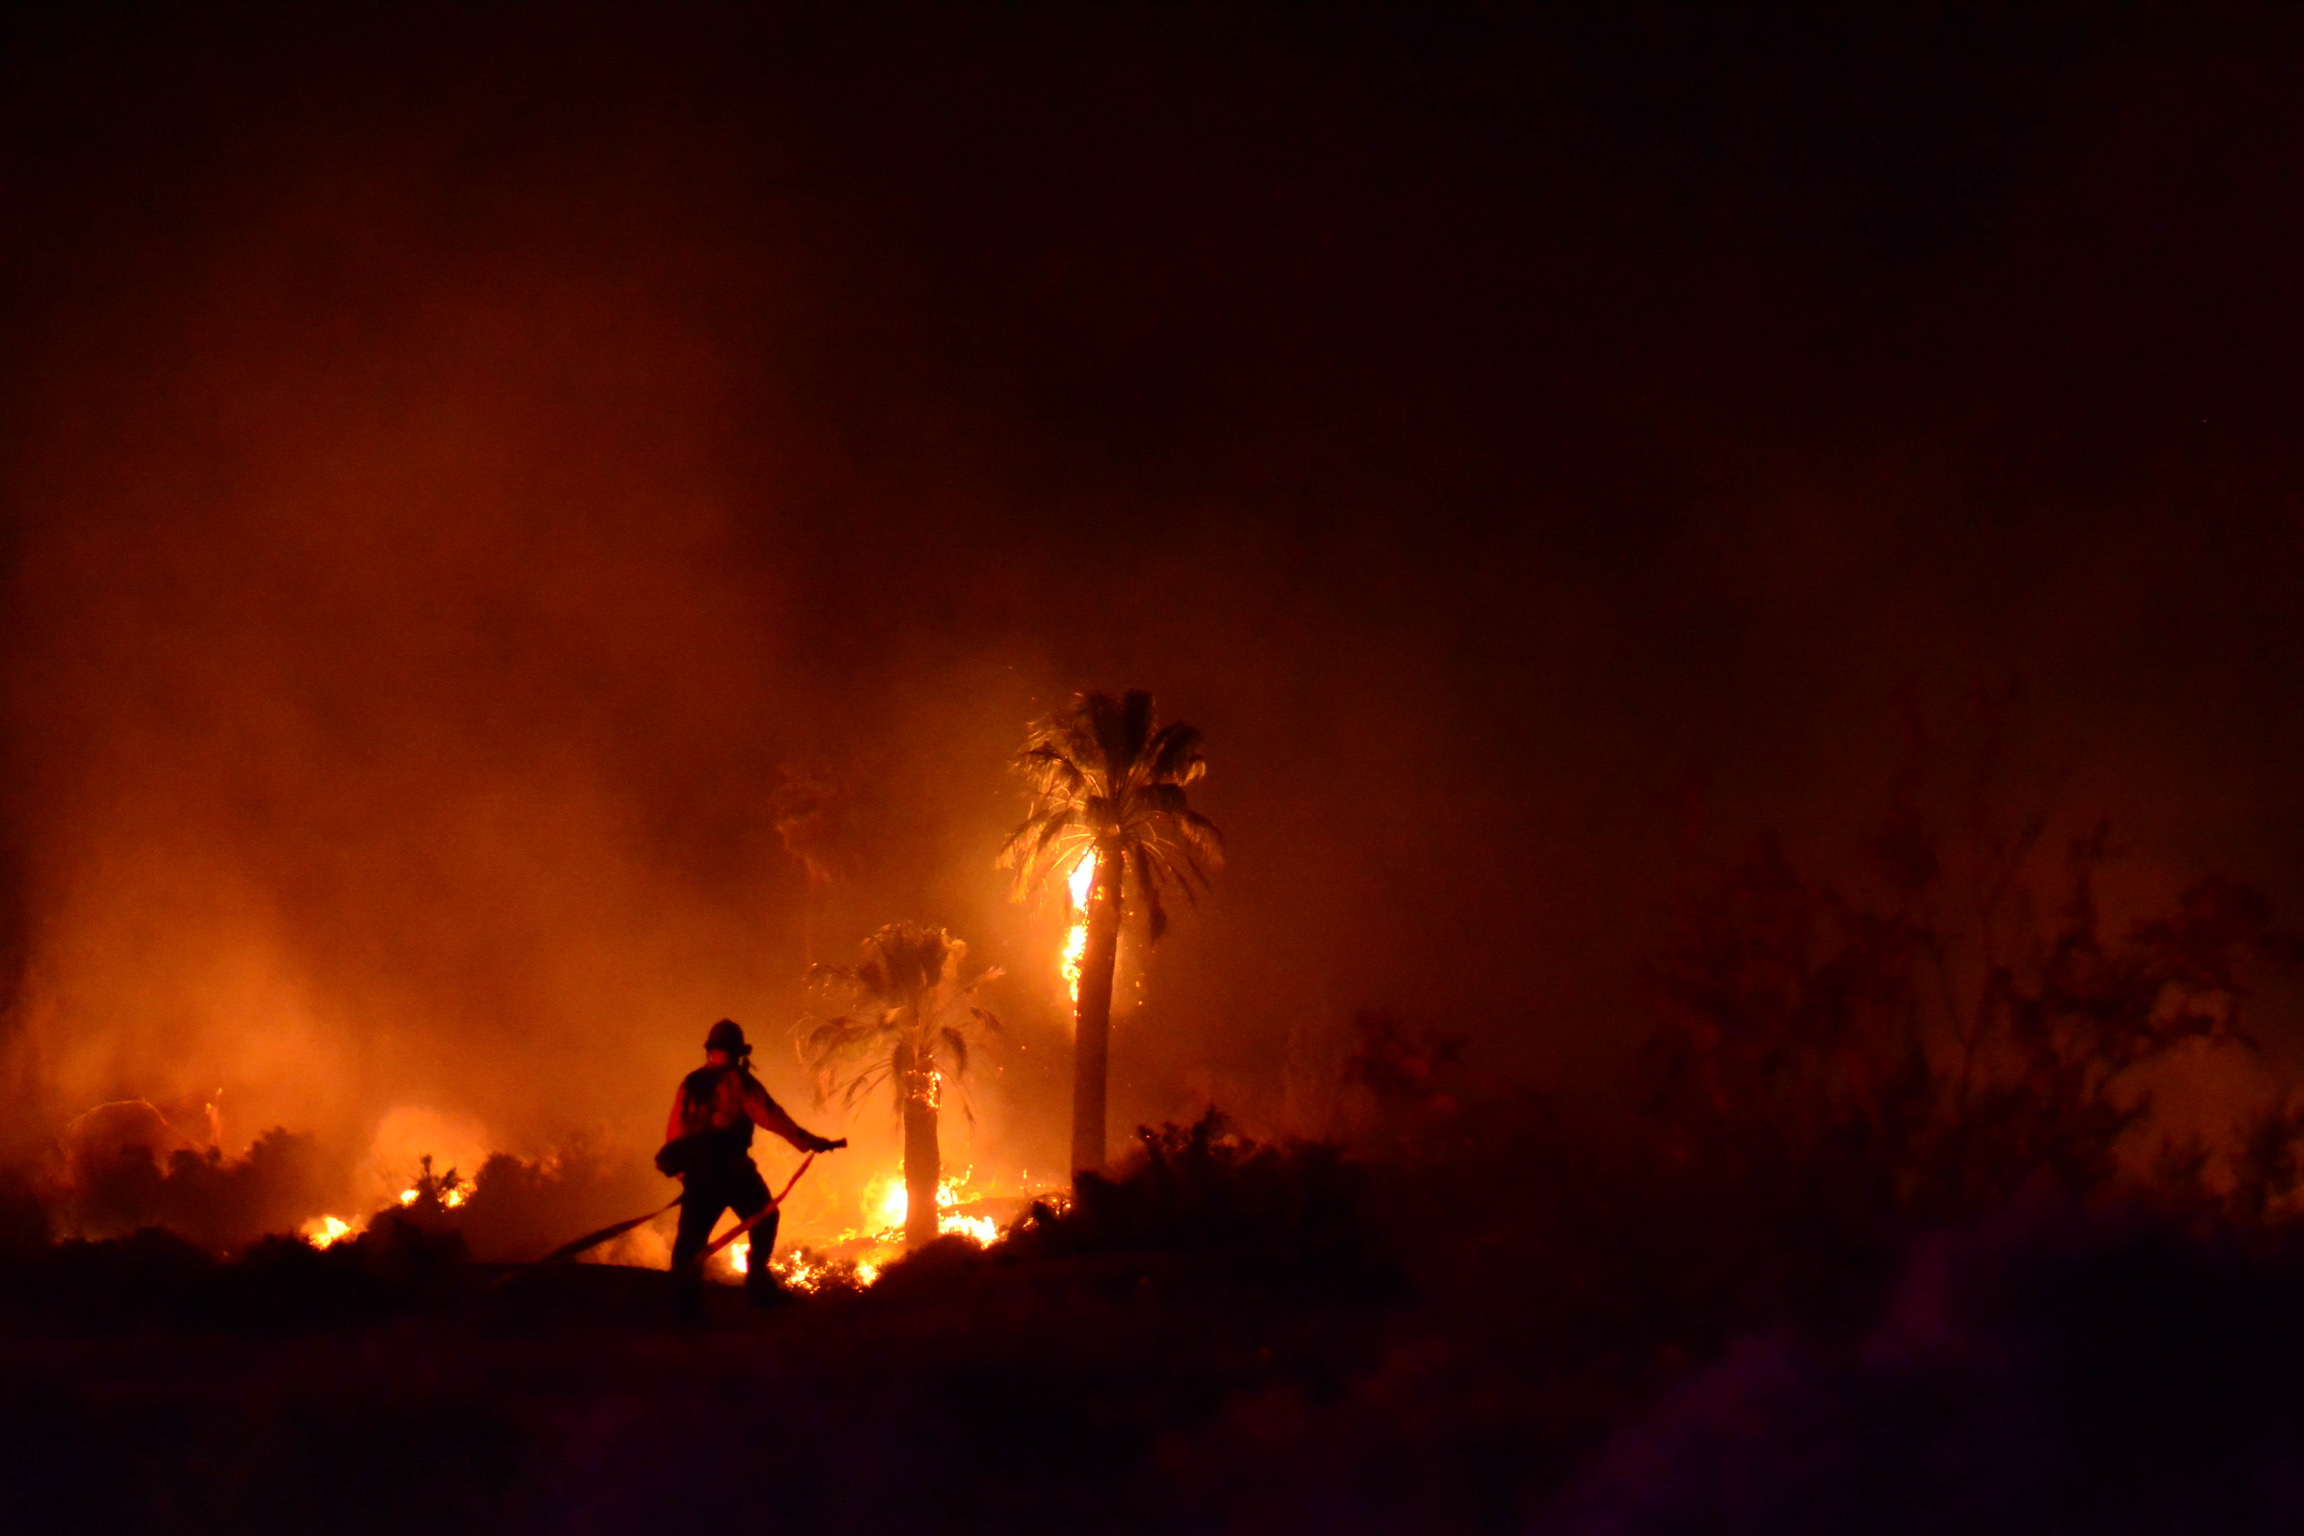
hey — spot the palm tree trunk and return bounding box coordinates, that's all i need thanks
[1072,854,1124,1180]
[896,1037,941,1248]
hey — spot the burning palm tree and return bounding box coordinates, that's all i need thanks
[800,923,1002,1247]
[1000,690,1222,1178]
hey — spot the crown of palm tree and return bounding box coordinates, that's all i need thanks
[770,764,848,889]
[999,689,1224,942]
[800,923,1002,1112]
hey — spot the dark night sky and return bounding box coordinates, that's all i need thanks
[2,4,2301,1191]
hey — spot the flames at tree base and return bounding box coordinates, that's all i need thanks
[726,1168,1029,1292]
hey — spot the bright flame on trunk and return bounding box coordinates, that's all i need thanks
[1062,852,1096,1003]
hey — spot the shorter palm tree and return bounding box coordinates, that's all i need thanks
[799,923,1002,1247]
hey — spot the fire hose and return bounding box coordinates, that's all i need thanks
[525,1150,821,1271]
[530,1196,684,1268]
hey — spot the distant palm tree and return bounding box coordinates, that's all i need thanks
[771,763,850,967]
[1000,690,1222,1177]
[800,923,1002,1247]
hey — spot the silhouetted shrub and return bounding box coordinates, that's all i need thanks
[361,1141,666,1264]
[345,1206,473,1295]
[0,1208,486,1334]
[16,1226,220,1329]
[51,1123,328,1252]
[452,1142,667,1262]
[1644,825,2292,1218]
[0,1165,47,1264]
[1004,1110,1397,1300]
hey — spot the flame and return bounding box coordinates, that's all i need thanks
[1062,852,1096,1003]
[774,1249,831,1291]
[866,1168,994,1241]
[755,1165,1050,1296]
[943,1212,999,1244]
[300,1214,354,1248]
[869,1175,912,1232]
[395,1157,471,1211]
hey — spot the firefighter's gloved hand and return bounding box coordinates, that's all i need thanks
[802,1133,847,1153]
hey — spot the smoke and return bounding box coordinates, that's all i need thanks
[4,218,792,1144]
[0,8,1580,1204]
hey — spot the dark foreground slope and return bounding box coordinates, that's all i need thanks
[0,1118,1406,1536]
[0,1252,1379,1535]
[8,1115,2304,1535]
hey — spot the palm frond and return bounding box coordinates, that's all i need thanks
[994,823,1038,880]
[1118,690,1155,767]
[1145,721,1206,784]
[999,808,1083,893]
[801,921,1002,1109]
[1027,807,1079,857]
[1177,808,1225,853]
[1129,833,1208,899]
[798,1013,895,1061]
[1131,844,1170,944]
[1013,743,1089,795]
[1003,689,1217,951]
[836,1061,893,1110]
[1167,840,1216,893]
[1151,816,1221,887]
[1085,692,1134,781]
[1137,782,1191,817]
